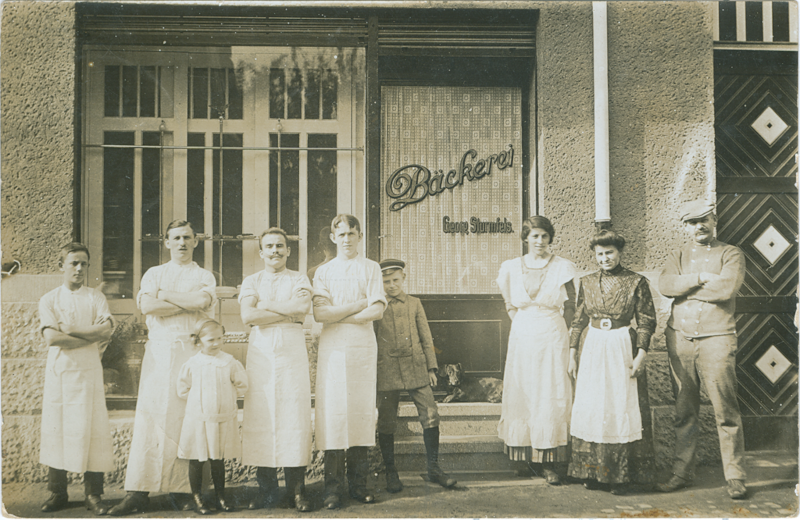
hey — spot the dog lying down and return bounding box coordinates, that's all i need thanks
[439,363,503,403]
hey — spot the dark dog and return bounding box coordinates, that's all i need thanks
[439,363,503,403]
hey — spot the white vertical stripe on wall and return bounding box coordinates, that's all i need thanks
[736,2,747,41]
[593,1,610,223]
[763,1,774,42]
[790,1,799,42]
[713,2,721,41]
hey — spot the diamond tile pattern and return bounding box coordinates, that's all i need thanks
[753,224,792,265]
[755,345,792,384]
[751,106,789,146]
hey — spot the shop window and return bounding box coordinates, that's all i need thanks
[104,65,173,118]
[268,133,300,271]
[269,68,337,120]
[188,67,243,119]
[307,134,338,268]
[102,132,134,298]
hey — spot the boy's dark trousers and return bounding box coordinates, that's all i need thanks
[189,459,233,513]
[48,466,104,496]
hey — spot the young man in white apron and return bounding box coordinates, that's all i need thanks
[239,228,314,512]
[39,243,115,515]
[109,220,217,515]
[312,214,387,510]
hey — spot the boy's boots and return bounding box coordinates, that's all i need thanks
[210,459,234,512]
[346,446,375,504]
[248,466,279,510]
[423,427,457,488]
[188,461,212,515]
[323,450,346,510]
[285,466,312,512]
[378,433,403,493]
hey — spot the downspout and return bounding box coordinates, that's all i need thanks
[593,1,611,231]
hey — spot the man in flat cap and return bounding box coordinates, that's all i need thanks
[375,259,456,493]
[657,199,747,499]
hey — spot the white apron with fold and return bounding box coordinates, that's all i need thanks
[241,324,312,467]
[570,326,642,444]
[39,285,114,474]
[497,305,572,449]
[314,321,378,450]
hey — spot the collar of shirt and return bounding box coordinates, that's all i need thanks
[388,292,407,304]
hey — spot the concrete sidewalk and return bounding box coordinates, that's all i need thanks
[4,452,797,518]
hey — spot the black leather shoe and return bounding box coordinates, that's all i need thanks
[727,479,747,500]
[108,493,149,516]
[323,494,341,510]
[542,468,561,486]
[349,489,375,504]
[583,479,601,490]
[216,495,235,512]
[168,493,193,511]
[386,468,404,493]
[655,474,691,493]
[248,489,280,510]
[428,466,457,488]
[85,495,108,516]
[293,490,312,512]
[192,494,212,515]
[41,493,69,513]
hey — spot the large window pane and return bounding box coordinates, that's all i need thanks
[322,70,338,119]
[287,69,302,119]
[103,132,135,299]
[269,133,300,271]
[210,68,227,118]
[187,133,206,268]
[192,68,209,119]
[228,68,243,119]
[122,66,138,117]
[212,133,243,286]
[141,132,161,275]
[269,69,285,119]
[140,66,157,118]
[104,66,120,117]
[308,134,338,269]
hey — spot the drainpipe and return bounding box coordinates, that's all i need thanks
[593,1,612,232]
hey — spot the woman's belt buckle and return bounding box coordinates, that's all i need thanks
[600,318,613,331]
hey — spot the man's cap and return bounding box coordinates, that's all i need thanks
[679,199,715,222]
[380,259,406,272]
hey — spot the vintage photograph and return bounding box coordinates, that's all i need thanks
[1,1,798,517]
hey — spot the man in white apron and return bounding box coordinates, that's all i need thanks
[39,243,115,515]
[312,214,386,510]
[239,228,314,512]
[109,220,216,515]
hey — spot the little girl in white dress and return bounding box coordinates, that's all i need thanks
[177,318,248,514]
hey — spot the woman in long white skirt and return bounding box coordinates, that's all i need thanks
[497,216,577,485]
[567,230,657,494]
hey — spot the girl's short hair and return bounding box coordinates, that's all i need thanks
[520,216,555,244]
[589,230,626,251]
[192,318,224,341]
[331,214,361,233]
[259,227,289,250]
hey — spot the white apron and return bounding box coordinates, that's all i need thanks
[497,305,572,449]
[241,324,312,467]
[40,345,115,473]
[570,326,642,444]
[125,333,198,492]
[38,285,114,474]
[315,322,378,450]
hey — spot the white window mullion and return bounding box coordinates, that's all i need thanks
[713,2,721,41]
[763,1,774,42]
[299,133,309,273]
[736,2,747,41]
[204,132,215,271]
[133,132,143,296]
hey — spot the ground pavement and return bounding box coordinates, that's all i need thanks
[4,452,797,518]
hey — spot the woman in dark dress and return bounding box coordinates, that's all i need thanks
[567,230,657,494]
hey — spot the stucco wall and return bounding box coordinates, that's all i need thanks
[536,1,718,471]
[1,1,721,485]
[1,1,79,486]
[1,1,77,273]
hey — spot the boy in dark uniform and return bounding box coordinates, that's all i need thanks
[375,259,457,493]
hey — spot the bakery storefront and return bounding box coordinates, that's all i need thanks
[81,6,536,396]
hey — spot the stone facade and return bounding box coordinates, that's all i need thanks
[1,1,723,485]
